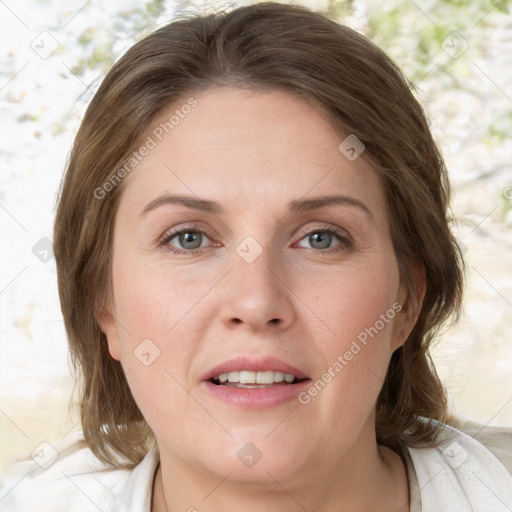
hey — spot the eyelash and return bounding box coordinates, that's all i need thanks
[158,223,353,255]
[295,225,353,254]
[159,223,215,255]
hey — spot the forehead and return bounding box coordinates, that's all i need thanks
[117,86,386,220]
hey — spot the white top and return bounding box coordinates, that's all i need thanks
[1,422,511,511]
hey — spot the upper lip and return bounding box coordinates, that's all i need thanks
[201,356,310,381]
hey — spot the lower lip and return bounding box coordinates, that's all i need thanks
[202,380,311,409]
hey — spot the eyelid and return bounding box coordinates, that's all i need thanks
[292,223,354,253]
[158,222,352,254]
[294,223,352,243]
[159,223,217,246]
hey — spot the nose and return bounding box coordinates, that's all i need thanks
[218,244,295,332]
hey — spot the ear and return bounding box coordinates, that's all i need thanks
[392,260,426,351]
[97,303,122,361]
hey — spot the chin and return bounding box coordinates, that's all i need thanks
[201,434,311,486]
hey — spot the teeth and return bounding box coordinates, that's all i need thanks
[284,373,295,383]
[274,371,285,383]
[239,371,255,384]
[227,372,239,383]
[256,371,274,384]
[214,370,298,385]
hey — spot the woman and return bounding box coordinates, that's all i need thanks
[3,2,511,511]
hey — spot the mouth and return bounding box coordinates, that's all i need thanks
[208,370,307,388]
[201,356,311,408]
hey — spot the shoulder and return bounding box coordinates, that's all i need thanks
[0,430,158,512]
[408,421,512,512]
[458,419,512,475]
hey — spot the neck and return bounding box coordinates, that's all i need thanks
[151,440,409,512]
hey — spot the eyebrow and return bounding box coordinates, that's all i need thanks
[289,195,373,219]
[141,194,222,216]
[141,193,373,220]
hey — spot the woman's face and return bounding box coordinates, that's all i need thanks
[101,86,419,486]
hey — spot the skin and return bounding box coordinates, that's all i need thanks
[100,86,425,511]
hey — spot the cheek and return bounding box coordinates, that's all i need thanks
[109,252,217,407]
[110,262,207,437]
[300,254,400,346]
[296,252,401,405]
[111,250,211,340]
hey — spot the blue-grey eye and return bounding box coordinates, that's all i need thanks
[308,231,334,249]
[174,231,203,250]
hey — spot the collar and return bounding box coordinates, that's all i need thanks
[110,423,512,511]
[113,447,160,512]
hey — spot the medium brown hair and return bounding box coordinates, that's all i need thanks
[54,2,464,467]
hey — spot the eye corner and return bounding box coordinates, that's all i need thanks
[294,225,354,253]
[157,223,223,255]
